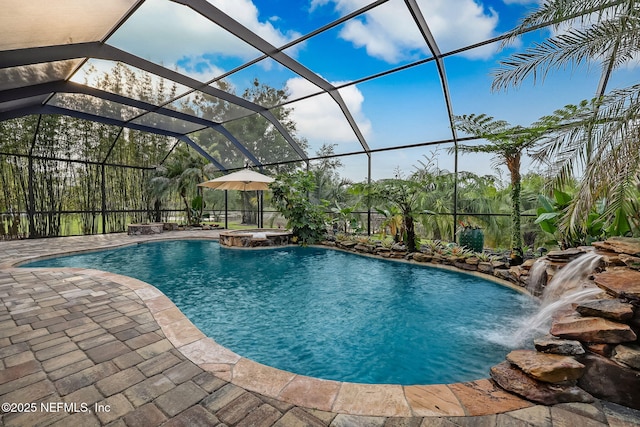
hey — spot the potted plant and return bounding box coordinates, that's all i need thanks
[458,221,484,253]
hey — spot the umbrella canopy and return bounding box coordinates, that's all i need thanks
[197,169,275,191]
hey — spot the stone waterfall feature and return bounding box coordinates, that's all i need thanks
[514,252,605,345]
[491,238,640,410]
[327,235,640,410]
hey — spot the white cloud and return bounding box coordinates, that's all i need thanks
[107,0,300,79]
[340,8,421,63]
[211,0,301,47]
[502,0,539,4]
[316,0,500,62]
[178,61,228,83]
[309,0,333,12]
[286,77,372,145]
[420,0,500,58]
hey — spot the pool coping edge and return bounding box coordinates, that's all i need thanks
[6,233,535,417]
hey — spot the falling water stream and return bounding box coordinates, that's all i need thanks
[526,258,549,296]
[513,252,604,346]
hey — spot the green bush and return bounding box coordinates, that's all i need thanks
[270,171,327,245]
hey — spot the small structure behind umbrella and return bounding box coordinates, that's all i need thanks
[198,169,275,228]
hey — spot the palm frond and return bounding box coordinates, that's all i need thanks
[494,0,639,91]
[531,83,640,188]
[560,113,640,235]
[501,0,630,46]
[454,114,510,136]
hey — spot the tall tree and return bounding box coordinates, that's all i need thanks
[192,78,310,224]
[453,114,546,252]
[310,144,346,203]
[225,78,308,175]
[150,145,216,225]
[493,0,640,237]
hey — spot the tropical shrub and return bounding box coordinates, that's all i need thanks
[536,188,635,248]
[375,206,404,242]
[330,202,360,234]
[270,170,327,245]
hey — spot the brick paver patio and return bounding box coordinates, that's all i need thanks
[1,232,639,426]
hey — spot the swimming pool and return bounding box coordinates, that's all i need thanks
[24,240,537,385]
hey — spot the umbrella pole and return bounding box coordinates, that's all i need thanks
[224,190,228,229]
[259,190,263,228]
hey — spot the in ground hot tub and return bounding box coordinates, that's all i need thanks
[219,228,292,248]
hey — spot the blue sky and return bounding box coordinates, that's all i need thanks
[84,0,616,182]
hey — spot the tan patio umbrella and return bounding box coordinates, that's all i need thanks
[197,169,275,228]
[197,169,275,191]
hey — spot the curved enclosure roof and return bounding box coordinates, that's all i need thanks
[0,0,621,178]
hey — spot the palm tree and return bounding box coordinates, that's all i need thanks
[352,170,428,252]
[149,145,216,225]
[413,163,455,241]
[492,0,640,237]
[453,114,547,252]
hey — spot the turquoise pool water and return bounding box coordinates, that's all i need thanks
[24,240,537,385]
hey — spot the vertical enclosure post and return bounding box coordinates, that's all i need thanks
[367,155,372,236]
[453,144,458,243]
[101,164,107,234]
[27,115,42,239]
[27,156,35,238]
[224,190,228,229]
[259,190,264,228]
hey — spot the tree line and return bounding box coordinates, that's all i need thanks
[2,0,638,250]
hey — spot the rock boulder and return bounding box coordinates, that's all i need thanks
[494,269,513,281]
[578,353,640,410]
[534,335,585,356]
[354,244,374,254]
[337,240,357,250]
[465,257,480,266]
[412,253,431,263]
[546,248,584,261]
[594,269,640,301]
[477,262,493,274]
[612,344,640,370]
[506,350,585,383]
[619,254,640,271]
[491,260,507,269]
[490,361,593,405]
[575,299,635,322]
[550,316,637,344]
[585,343,615,358]
[592,237,640,256]
[455,262,477,271]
